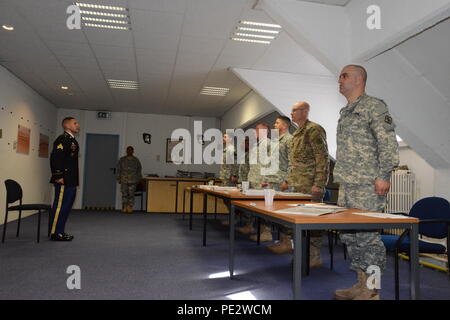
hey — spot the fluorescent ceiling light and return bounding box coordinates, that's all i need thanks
[80,10,128,18]
[2,24,14,31]
[82,17,129,24]
[234,33,275,39]
[231,37,271,45]
[200,86,230,96]
[240,21,281,28]
[75,3,127,11]
[61,86,69,90]
[84,23,130,30]
[237,27,279,34]
[202,86,229,91]
[107,79,139,90]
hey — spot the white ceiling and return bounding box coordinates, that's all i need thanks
[298,0,351,6]
[395,18,450,103]
[0,0,332,117]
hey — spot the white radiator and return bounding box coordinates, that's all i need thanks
[385,170,416,214]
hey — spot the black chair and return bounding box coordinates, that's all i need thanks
[381,197,450,300]
[134,180,146,212]
[3,179,51,243]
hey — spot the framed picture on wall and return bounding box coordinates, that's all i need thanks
[166,138,184,163]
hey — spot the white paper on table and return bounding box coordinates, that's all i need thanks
[275,192,311,197]
[243,189,266,196]
[275,207,345,216]
[285,203,346,210]
[351,212,413,219]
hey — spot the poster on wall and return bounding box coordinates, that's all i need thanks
[39,133,49,158]
[166,138,184,163]
[17,125,31,155]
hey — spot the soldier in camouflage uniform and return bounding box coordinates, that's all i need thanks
[334,65,399,300]
[236,123,274,241]
[263,116,292,191]
[272,105,329,267]
[238,137,250,183]
[116,146,143,213]
[219,133,239,186]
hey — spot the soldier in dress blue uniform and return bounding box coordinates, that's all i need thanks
[49,117,80,241]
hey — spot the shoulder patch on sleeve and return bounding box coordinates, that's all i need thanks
[57,143,64,150]
[384,115,393,125]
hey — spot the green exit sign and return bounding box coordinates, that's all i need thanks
[97,111,112,119]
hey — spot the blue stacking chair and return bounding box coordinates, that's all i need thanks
[381,197,450,300]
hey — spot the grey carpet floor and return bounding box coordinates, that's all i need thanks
[0,211,449,300]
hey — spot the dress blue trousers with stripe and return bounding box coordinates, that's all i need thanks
[50,184,77,235]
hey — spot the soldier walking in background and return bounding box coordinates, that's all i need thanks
[117,146,142,213]
[334,65,399,300]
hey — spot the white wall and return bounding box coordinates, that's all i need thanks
[0,65,57,225]
[230,68,347,157]
[220,91,276,130]
[399,145,436,199]
[57,109,221,209]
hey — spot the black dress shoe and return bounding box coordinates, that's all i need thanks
[62,233,74,240]
[50,233,73,241]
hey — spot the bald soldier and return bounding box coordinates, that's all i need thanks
[334,65,399,300]
[275,103,329,268]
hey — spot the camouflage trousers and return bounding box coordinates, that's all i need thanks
[121,183,137,208]
[338,183,387,272]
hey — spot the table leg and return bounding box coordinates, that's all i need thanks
[410,223,420,300]
[256,217,261,246]
[229,204,236,279]
[203,192,207,246]
[293,225,303,300]
[189,190,194,230]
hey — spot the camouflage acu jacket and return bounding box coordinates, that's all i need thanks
[219,145,239,183]
[264,132,292,185]
[116,156,142,184]
[334,93,399,185]
[288,120,329,193]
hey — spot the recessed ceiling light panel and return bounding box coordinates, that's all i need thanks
[200,86,230,96]
[231,21,282,45]
[107,79,139,90]
[76,3,131,30]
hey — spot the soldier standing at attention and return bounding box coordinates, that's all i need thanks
[49,117,80,241]
[219,133,239,186]
[237,123,273,242]
[237,137,250,184]
[334,65,399,300]
[276,103,329,267]
[116,146,142,213]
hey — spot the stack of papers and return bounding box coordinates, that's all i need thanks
[275,192,311,197]
[287,203,346,209]
[243,189,265,196]
[275,207,346,216]
[352,212,414,219]
[242,190,312,197]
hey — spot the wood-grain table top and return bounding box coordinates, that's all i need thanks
[231,200,419,225]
